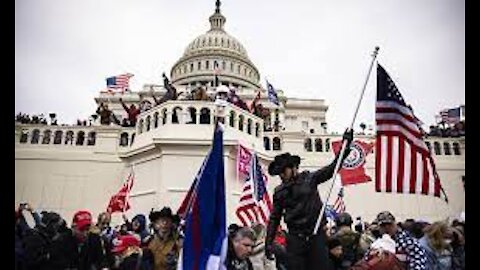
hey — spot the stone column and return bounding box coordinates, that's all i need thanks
[166,111,172,124]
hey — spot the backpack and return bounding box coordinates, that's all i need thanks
[350,251,406,270]
[22,228,52,269]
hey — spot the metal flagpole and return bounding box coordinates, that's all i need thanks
[313,46,380,235]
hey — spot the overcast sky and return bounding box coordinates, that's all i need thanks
[15,0,464,132]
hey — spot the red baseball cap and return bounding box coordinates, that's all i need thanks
[72,210,92,231]
[112,234,140,254]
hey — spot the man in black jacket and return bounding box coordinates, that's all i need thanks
[265,129,353,270]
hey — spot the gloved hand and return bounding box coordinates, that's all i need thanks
[342,128,354,144]
[265,245,275,261]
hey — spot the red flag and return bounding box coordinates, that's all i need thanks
[249,90,261,113]
[332,140,374,186]
[107,171,134,213]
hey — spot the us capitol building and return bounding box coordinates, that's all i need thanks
[15,1,465,225]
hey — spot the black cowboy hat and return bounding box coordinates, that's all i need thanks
[149,207,174,223]
[268,152,301,176]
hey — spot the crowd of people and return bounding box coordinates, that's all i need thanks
[15,201,465,270]
[428,122,465,138]
[15,113,53,125]
[95,81,273,129]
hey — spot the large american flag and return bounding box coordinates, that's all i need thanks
[375,64,447,201]
[106,73,133,93]
[235,153,273,226]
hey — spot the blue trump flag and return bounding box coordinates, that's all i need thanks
[181,124,227,270]
[266,80,279,106]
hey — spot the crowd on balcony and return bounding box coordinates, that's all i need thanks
[95,81,275,131]
[15,113,51,125]
[428,121,465,138]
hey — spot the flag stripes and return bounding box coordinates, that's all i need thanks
[375,64,446,201]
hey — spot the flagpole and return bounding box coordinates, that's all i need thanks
[313,46,379,235]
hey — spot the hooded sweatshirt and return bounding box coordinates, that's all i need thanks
[131,214,149,243]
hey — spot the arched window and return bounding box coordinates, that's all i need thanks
[230,62,234,71]
[315,138,323,152]
[222,61,226,70]
[247,119,252,135]
[20,130,28,143]
[154,112,159,128]
[187,107,197,124]
[138,119,144,134]
[120,132,129,146]
[304,138,312,152]
[434,142,441,155]
[190,63,193,72]
[65,131,74,145]
[229,111,236,127]
[42,130,51,144]
[162,109,167,125]
[198,61,201,70]
[206,60,210,70]
[87,132,96,146]
[238,115,245,131]
[221,38,224,46]
[255,123,260,137]
[146,115,151,131]
[172,107,182,124]
[453,142,461,155]
[76,131,85,145]
[425,141,432,153]
[54,130,63,144]
[200,108,211,124]
[443,142,451,155]
[264,137,271,151]
[237,64,240,74]
[325,139,330,152]
[273,137,281,151]
[30,129,40,144]
[130,133,135,146]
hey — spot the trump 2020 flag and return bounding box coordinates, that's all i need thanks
[181,124,227,270]
[332,140,374,186]
[266,80,279,106]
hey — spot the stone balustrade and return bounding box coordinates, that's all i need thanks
[134,100,265,139]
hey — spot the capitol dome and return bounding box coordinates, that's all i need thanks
[170,0,261,89]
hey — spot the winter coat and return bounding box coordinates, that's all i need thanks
[266,157,340,248]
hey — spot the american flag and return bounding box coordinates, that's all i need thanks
[106,73,133,93]
[333,187,346,213]
[266,80,279,106]
[375,64,447,202]
[106,170,135,213]
[235,153,273,226]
